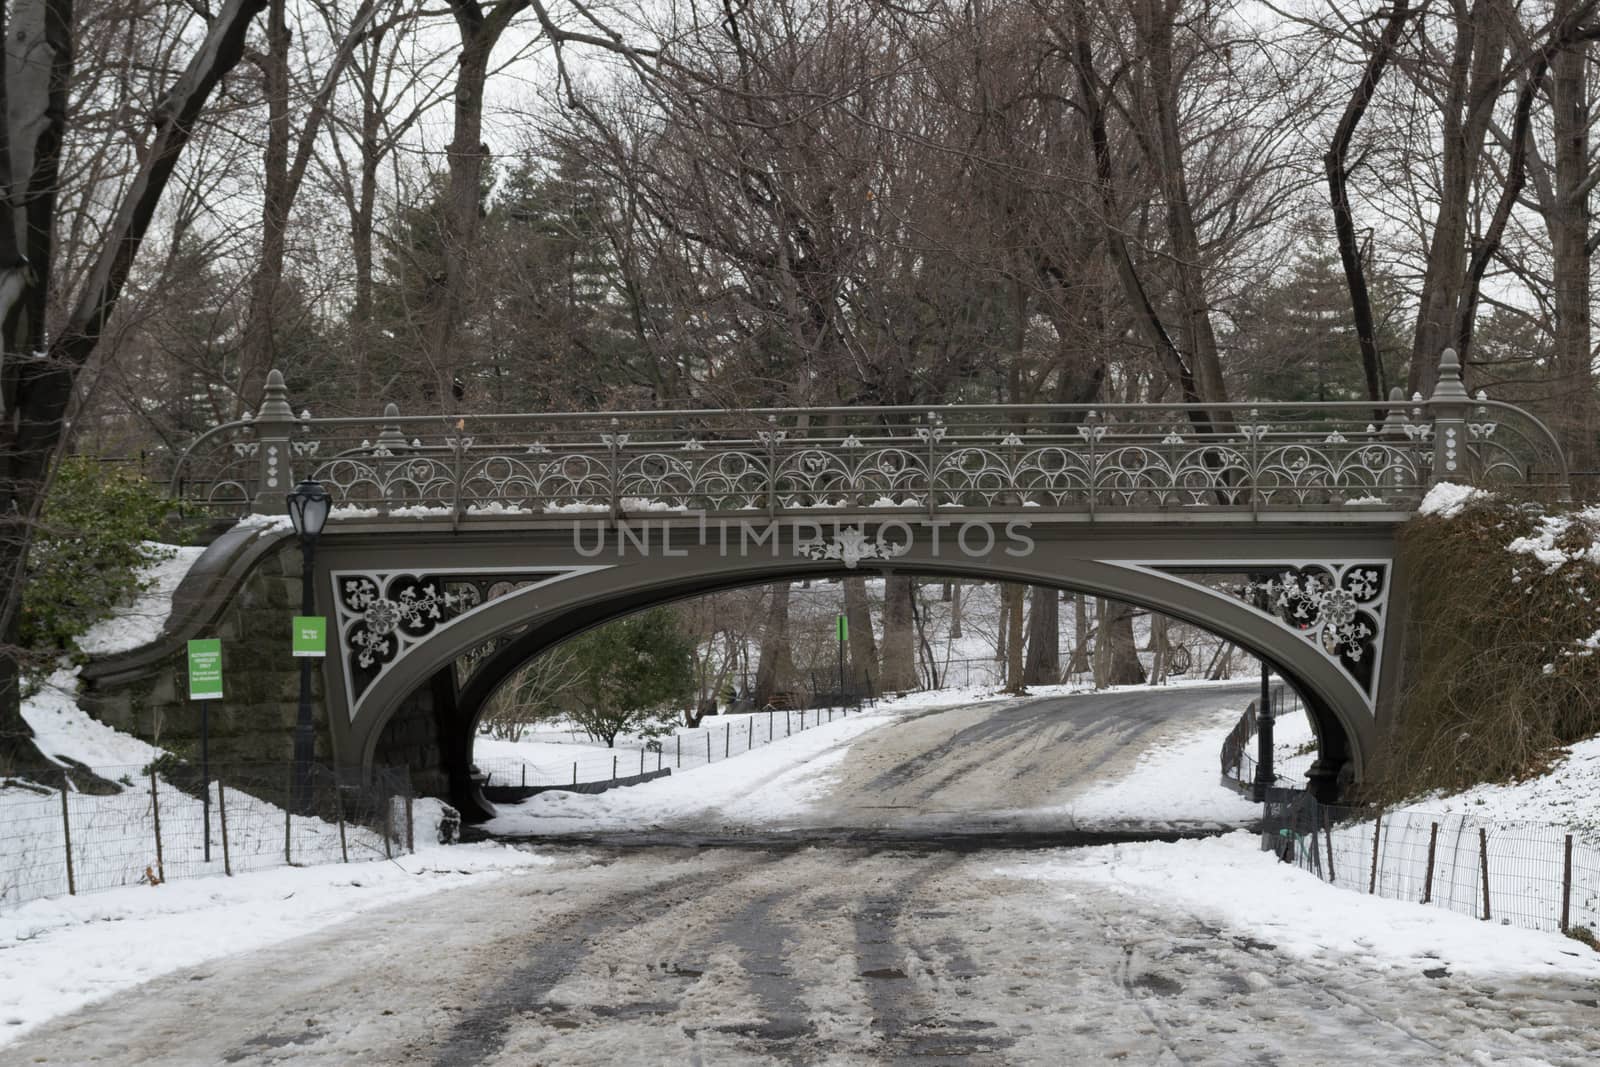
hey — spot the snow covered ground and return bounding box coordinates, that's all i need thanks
[74,543,206,657]
[1001,830,1600,980]
[0,840,547,1047]
[483,707,898,834]
[1023,701,1263,827]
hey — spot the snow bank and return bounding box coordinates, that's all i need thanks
[19,667,161,769]
[1417,481,1488,518]
[75,543,206,657]
[1000,832,1600,978]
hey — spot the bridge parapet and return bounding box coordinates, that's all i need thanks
[170,350,1567,519]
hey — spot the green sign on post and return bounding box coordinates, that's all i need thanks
[292,615,327,658]
[837,614,848,642]
[186,639,224,701]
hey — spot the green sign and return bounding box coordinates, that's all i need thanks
[186,638,224,701]
[837,614,848,642]
[292,615,327,658]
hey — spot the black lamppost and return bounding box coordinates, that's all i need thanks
[1249,577,1276,803]
[287,478,331,812]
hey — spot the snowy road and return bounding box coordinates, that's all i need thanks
[484,680,1263,837]
[807,681,1260,830]
[11,842,1600,1065]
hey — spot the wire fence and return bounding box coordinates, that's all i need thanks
[475,705,871,791]
[1263,793,1600,937]
[0,762,414,911]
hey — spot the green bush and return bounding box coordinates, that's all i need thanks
[566,608,695,747]
[20,456,175,653]
[1377,498,1600,800]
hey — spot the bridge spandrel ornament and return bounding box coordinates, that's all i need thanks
[1242,563,1388,696]
[332,567,607,721]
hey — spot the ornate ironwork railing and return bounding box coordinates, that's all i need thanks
[169,349,1569,519]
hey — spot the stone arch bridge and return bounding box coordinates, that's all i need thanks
[83,350,1566,819]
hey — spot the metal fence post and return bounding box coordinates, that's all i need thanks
[611,755,617,782]
[59,785,75,896]
[1479,827,1492,920]
[706,733,711,763]
[149,769,165,884]
[677,735,681,768]
[640,747,645,775]
[573,761,578,786]
[218,780,233,876]
[725,723,730,758]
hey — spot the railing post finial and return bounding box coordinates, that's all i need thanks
[1427,348,1470,486]
[252,368,297,512]
[376,402,407,451]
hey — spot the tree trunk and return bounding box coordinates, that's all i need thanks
[1067,594,1091,675]
[879,575,918,692]
[843,576,878,692]
[949,581,962,640]
[753,583,793,706]
[1550,24,1596,472]
[1094,601,1147,687]
[1003,582,1026,694]
[1408,3,1507,395]
[1024,586,1060,684]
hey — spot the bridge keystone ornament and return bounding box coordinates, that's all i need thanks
[797,527,912,569]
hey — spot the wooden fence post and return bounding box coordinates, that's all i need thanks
[335,786,349,864]
[284,766,293,866]
[1323,810,1336,883]
[406,795,415,853]
[218,781,233,877]
[382,785,393,860]
[59,786,75,896]
[1562,834,1573,934]
[1369,811,1383,895]
[1478,827,1491,921]
[149,769,165,884]
[1422,823,1438,904]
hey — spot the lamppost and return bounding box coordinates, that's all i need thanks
[1249,575,1277,803]
[286,478,331,812]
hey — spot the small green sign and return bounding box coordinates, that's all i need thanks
[187,638,224,701]
[837,614,848,642]
[292,615,327,658]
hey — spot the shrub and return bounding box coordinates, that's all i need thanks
[566,608,695,747]
[1375,498,1600,800]
[20,456,175,654]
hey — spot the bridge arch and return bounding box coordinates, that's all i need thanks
[339,525,1380,819]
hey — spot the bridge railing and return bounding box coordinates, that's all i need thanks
[169,349,1569,518]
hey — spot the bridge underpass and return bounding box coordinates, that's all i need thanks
[81,348,1567,820]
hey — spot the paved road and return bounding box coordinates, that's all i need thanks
[14,685,1598,1064]
[12,844,1599,1065]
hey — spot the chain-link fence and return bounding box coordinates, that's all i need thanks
[1263,793,1600,936]
[0,762,414,911]
[475,705,868,791]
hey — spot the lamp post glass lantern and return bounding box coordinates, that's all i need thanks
[287,479,330,812]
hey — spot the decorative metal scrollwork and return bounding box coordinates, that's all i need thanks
[332,567,605,720]
[1243,563,1389,695]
